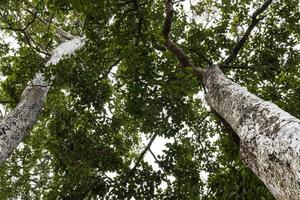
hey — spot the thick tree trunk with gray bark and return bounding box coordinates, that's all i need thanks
[204,65,300,199]
[0,36,85,165]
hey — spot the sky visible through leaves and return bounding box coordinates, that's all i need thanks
[0,0,299,199]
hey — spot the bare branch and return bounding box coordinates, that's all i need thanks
[166,40,194,68]
[149,148,159,164]
[162,0,192,68]
[251,0,273,19]
[25,8,74,41]
[0,4,51,56]
[149,148,169,182]
[99,59,122,81]
[26,33,51,56]
[221,0,273,67]
[0,10,38,32]
[103,133,158,196]
[162,0,174,40]
[56,29,74,41]
[23,10,39,31]
[162,0,205,81]
[198,112,210,124]
[0,1,40,32]
[126,132,158,178]
[22,30,51,57]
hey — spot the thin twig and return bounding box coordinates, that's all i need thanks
[103,132,159,198]
[149,148,159,164]
[125,132,158,179]
[0,11,38,32]
[221,0,273,67]
[99,59,122,81]
[0,1,40,32]
[149,148,168,182]
[199,112,210,124]
[0,3,51,57]
[25,8,74,41]
[24,31,51,56]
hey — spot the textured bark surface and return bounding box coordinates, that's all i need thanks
[204,65,300,199]
[0,36,86,165]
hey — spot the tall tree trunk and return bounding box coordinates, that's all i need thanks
[0,36,86,165]
[204,65,300,199]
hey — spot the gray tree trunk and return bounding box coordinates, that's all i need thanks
[0,36,86,165]
[204,65,300,199]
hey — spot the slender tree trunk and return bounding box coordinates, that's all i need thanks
[0,36,86,165]
[204,65,300,199]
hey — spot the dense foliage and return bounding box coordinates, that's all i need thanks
[0,0,299,199]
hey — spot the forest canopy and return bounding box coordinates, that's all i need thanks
[0,0,299,199]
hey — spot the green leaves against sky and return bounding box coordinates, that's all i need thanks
[0,0,299,199]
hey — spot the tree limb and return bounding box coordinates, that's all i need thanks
[149,148,168,182]
[0,4,39,32]
[99,59,122,81]
[125,132,158,179]
[0,4,51,56]
[221,0,273,67]
[149,148,159,164]
[103,133,159,196]
[25,8,74,41]
[162,0,205,81]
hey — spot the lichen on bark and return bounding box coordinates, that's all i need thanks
[204,65,300,199]
[0,36,86,165]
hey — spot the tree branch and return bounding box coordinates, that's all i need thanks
[0,4,51,57]
[103,134,158,197]
[99,59,122,81]
[221,0,273,67]
[22,1,74,41]
[198,112,210,124]
[149,148,169,182]
[123,132,158,182]
[162,0,205,81]
[149,148,159,164]
[23,10,39,31]
[0,10,38,32]
[162,0,192,68]
[23,31,51,57]
[25,10,74,42]
[0,1,41,31]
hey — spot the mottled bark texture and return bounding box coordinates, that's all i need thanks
[204,65,300,199]
[0,36,86,165]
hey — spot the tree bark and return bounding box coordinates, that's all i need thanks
[204,65,300,199]
[0,36,86,165]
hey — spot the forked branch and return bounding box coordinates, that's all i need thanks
[221,0,273,67]
[125,132,158,180]
[25,8,74,41]
[0,3,39,32]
